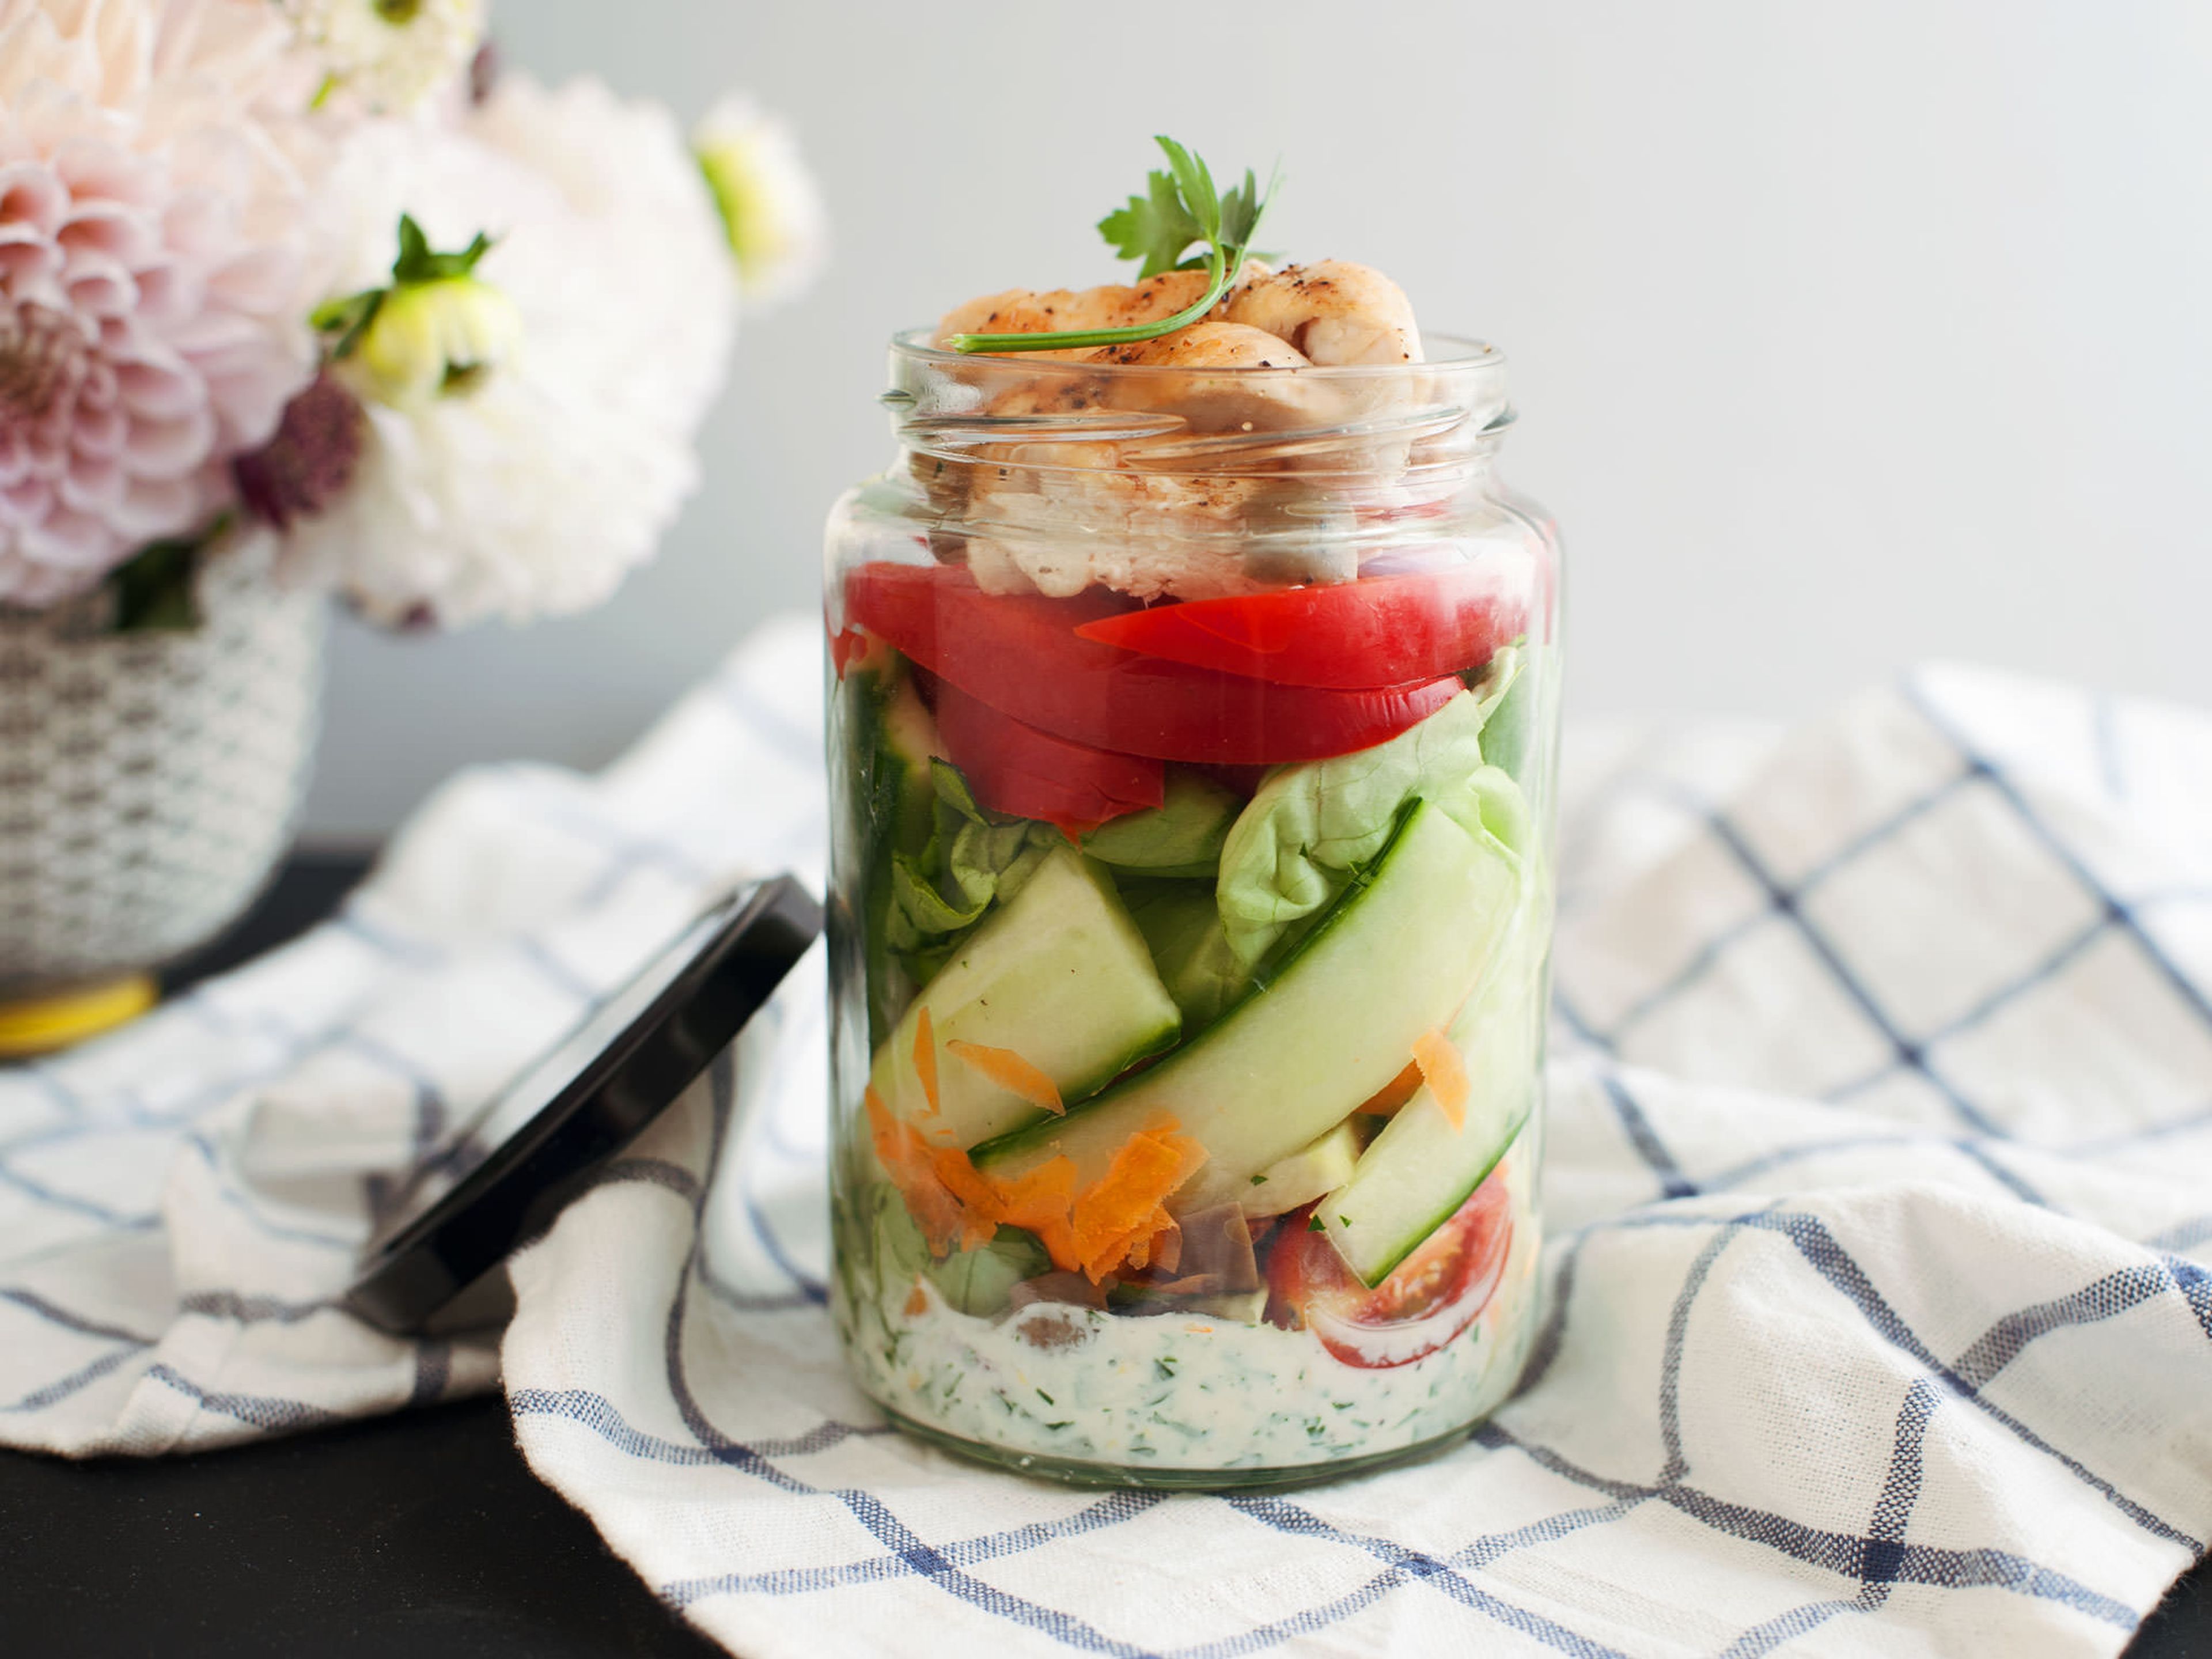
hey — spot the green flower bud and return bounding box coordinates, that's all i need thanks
[352,274,521,408]
[311,216,519,408]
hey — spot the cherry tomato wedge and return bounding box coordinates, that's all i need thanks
[844,561,1460,765]
[930,676,1162,835]
[1266,1174,1514,1369]
[1073,562,1529,689]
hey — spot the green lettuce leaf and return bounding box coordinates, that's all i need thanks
[1118,877,1251,1030]
[1216,651,1529,967]
[1475,640,1548,787]
[881,758,1057,977]
[866,1183,1048,1315]
[1081,769,1240,875]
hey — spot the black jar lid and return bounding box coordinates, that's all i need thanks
[344,876,821,1335]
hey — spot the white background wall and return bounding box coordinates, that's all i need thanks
[302,0,2212,839]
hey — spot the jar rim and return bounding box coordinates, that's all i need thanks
[889,327,1506,380]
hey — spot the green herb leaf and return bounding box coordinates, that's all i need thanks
[1098,169,1204,279]
[1218,164,1282,260]
[950,134,1280,355]
[1153,137,1221,247]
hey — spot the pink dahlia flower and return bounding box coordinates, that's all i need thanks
[0,0,327,608]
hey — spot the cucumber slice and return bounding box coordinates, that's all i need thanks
[843,663,946,1042]
[974,798,1521,1211]
[876,673,944,855]
[1320,914,1543,1286]
[1241,1120,1362,1219]
[869,845,1181,1147]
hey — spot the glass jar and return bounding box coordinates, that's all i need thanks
[823,328,1560,1488]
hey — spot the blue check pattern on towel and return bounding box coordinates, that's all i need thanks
[6,628,2212,1659]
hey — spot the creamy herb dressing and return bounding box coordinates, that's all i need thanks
[839,1161,1542,1474]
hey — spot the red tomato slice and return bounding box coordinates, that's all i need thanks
[1266,1173,1514,1369]
[931,677,1162,834]
[845,562,1460,765]
[1071,562,1529,689]
[828,624,871,679]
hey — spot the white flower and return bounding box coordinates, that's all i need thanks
[0,0,327,609]
[469,73,737,438]
[278,0,483,118]
[693,95,827,310]
[290,73,736,628]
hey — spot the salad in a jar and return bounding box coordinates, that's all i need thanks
[824,139,1556,1486]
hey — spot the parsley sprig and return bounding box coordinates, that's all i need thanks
[946,136,1279,355]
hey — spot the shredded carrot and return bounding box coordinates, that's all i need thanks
[929,1143,998,1211]
[903,1279,930,1317]
[1356,1060,1425,1118]
[945,1039,1064,1113]
[925,1141,995,1212]
[1112,1211,1183,1283]
[862,1084,902,1166]
[868,1090,1205,1282]
[865,1082,969,1253]
[994,1156,1078,1266]
[1411,1028,1471,1131]
[912,1007,940,1116]
[1067,1117,1208,1281]
[1072,1133,1184,1244]
[929,1143,1004,1252]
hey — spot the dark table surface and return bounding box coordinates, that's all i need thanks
[1,855,2205,1657]
[1,855,719,1659]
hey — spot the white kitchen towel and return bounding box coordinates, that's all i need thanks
[6,626,2211,1658]
[0,614,826,1454]
[501,663,2212,1659]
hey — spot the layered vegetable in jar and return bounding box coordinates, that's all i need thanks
[823,147,1558,1487]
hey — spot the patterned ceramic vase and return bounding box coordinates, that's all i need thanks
[0,533,325,1024]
